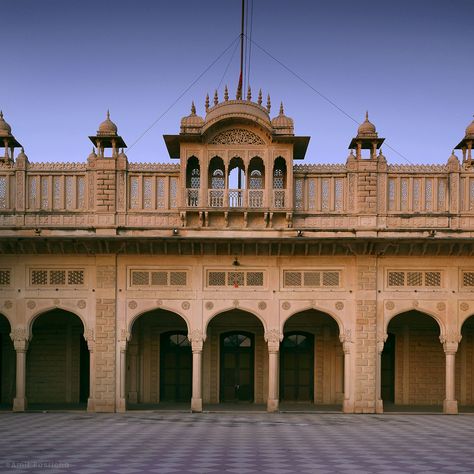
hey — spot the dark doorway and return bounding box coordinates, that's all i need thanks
[220,332,254,402]
[160,332,192,402]
[280,332,314,402]
[381,333,395,402]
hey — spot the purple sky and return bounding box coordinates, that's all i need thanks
[2,0,473,165]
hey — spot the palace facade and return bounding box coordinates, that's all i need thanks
[1,91,474,414]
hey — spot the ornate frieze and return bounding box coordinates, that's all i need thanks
[209,129,265,145]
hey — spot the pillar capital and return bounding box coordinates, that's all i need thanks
[264,329,282,352]
[376,332,388,354]
[339,329,353,354]
[10,327,29,351]
[84,328,95,352]
[188,329,205,352]
[440,332,461,354]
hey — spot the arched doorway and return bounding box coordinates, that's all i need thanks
[383,311,443,411]
[0,314,15,408]
[26,309,89,409]
[205,310,265,407]
[126,309,190,408]
[457,315,474,412]
[281,310,342,409]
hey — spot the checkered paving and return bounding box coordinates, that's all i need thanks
[1,412,474,473]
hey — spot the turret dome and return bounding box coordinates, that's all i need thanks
[98,110,118,136]
[0,111,12,137]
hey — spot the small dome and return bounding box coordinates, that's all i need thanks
[0,111,12,137]
[271,102,294,134]
[180,102,204,132]
[357,111,377,136]
[97,110,118,136]
[465,118,474,137]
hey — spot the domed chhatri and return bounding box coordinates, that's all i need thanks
[357,111,377,137]
[466,117,474,138]
[271,102,294,135]
[180,102,204,134]
[0,110,12,137]
[97,110,118,136]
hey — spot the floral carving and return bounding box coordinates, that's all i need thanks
[339,329,353,344]
[10,327,28,342]
[205,301,214,310]
[460,302,469,312]
[26,300,36,310]
[156,300,163,307]
[77,300,87,309]
[128,300,137,310]
[282,301,291,311]
[437,302,446,312]
[181,301,190,310]
[233,300,239,308]
[335,301,344,311]
[209,129,265,145]
[264,329,282,350]
[258,301,267,310]
[3,300,13,309]
[385,301,395,311]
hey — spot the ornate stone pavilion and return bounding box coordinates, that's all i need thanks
[1,90,474,414]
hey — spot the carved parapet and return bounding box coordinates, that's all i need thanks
[264,329,283,352]
[188,329,206,352]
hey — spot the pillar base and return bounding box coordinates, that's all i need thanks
[191,398,202,412]
[117,397,126,413]
[443,399,458,414]
[342,399,354,414]
[87,398,95,412]
[375,399,384,414]
[266,398,279,412]
[13,397,27,412]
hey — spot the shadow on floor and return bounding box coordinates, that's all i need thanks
[383,403,443,413]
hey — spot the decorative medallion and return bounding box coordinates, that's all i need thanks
[258,301,267,310]
[385,301,395,311]
[77,300,87,309]
[460,302,469,312]
[437,302,446,311]
[4,300,13,309]
[209,128,265,145]
[412,300,419,308]
[233,300,240,308]
[335,301,344,311]
[282,301,291,311]
[181,301,190,310]
[27,300,36,310]
[205,301,214,310]
[53,299,60,306]
[156,300,163,307]
[128,300,137,310]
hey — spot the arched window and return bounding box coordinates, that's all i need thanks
[273,157,287,208]
[185,156,200,206]
[211,169,225,189]
[208,156,225,207]
[249,170,263,189]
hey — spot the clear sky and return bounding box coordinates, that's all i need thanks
[2,0,473,165]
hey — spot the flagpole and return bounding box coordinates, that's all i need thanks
[238,0,245,99]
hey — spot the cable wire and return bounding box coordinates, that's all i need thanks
[247,35,414,164]
[127,34,240,152]
[217,37,240,91]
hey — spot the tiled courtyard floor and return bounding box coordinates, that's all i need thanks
[1,412,473,473]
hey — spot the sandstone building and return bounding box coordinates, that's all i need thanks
[1,91,474,414]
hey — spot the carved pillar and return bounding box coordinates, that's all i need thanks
[117,330,130,413]
[84,329,95,412]
[441,333,461,414]
[265,329,282,412]
[11,328,29,412]
[127,342,139,404]
[189,329,205,412]
[375,334,387,414]
[340,330,354,413]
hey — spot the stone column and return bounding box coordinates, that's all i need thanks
[375,335,387,414]
[189,330,205,412]
[11,328,29,412]
[340,330,355,413]
[265,329,282,412]
[117,334,128,413]
[441,334,460,414]
[85,329,95,412]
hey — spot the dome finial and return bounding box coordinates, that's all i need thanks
[258,89,262,106]
[365,110,369,121]
[0,110,3,119]
[266,94,271,113]
[247,85,252,101]
[214,90,218,106]
[280,102,284,115]
[205,93,210,112]
[224,85,229,101]
[107,109,110,120]
[191,101,196,115]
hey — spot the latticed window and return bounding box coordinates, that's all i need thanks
[30,269,84,287]
[53,176,61,209]
[130,269,188,288]
[169,177,178,208]
[207,270,265,288]
[0,269,11,286]
[463,271,474,287]
[273,168,284,189]
[77,176,85,209]
[437,179,446,211]
[425,179,433,211]
[41,176,49,209]
[335,178,344,211]
[0,176,8,209]
[387,270,441,288]
[29,176,37,208]
[470,179,474,211]
[283,270,341,288]
[143,177,153,209]
[321,179,330,211]
[211,169,225,189]
[65,176,74,209]
[308,179,316,210]
[388,178,396,211]
[413,178,421,211]
[401,178,409,211]
[156,177,165,208]
[249,170,263,189]
[294,178,304,209]
[190,168,200,188]
[130,176,139,209]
